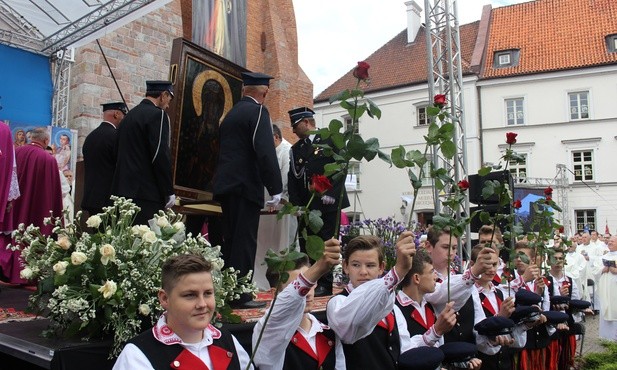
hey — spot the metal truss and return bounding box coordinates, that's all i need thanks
[42,0,157,54]
[424,0,471,254]
[0,0,46,53]
[51,52,71,127]
[555,164,570,236]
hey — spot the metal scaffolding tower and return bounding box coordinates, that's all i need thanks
[556,164,570,236]
[424,0,471,254]
[51,49,73,128]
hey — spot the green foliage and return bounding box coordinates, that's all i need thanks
[580,341,617,369]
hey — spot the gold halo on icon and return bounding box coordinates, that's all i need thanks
[192,70,233,123]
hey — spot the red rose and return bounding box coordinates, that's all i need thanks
[513,200,522,209]
[353,61,370,80]
[506,132,518,145]
[545,196,552,204]
[434,94,446,107]
[559,226,565,233]
[457,179,469,191]
[311,174,332,194]
[544,186,553,196]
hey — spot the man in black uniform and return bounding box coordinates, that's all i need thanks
[111,81,175,225]
[288,107,350,296]
[213,71,282,308]
[81,102,127,216]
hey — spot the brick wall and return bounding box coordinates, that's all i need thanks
[70,0,311,154]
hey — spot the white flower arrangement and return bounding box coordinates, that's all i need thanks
[10,196,255,357]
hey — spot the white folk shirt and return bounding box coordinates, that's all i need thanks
[395,291,443,348]
[113,314,252,370]
[326,268,413,354]
[252,273,345,370]
[424,268,477,313]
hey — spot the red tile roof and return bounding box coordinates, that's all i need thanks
[315,22,480,103]
[481,0,617,79]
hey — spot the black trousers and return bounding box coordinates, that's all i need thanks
[219,195,260,303]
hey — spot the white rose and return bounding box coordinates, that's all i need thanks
[53,261,69,275]
[99,244,116,265]
[86,215,102,228]
[70,252,88,265]
[56,235,72,250]
[20,267,33,280]
[142,230,157,243]
[138,304,151,316]
[156,217,170,228]
[98,280,117,299]
[132,225,150,236]
[173,222,185,232]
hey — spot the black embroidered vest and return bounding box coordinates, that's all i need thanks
[283,328,336,370]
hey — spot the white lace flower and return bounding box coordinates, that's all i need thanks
[173,221,185,232]
[156,216,170,228]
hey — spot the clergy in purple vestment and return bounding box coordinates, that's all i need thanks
[0,127,63,284]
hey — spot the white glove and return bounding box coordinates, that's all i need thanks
[321,195,335,205]
[265,193,282,208]
[165,194,176,209]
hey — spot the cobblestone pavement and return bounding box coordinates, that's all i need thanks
[578,313,608,356]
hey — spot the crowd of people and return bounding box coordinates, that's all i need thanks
[2,69,616,370]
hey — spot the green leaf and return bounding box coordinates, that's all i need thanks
[363,137,380,161]
[323,163,340,177]
[347,134,365,161]
[427,106,441,117]
[439,122,454,138]
[340,100,355,110]
[308,210,324,234]
[440,140,456,159]
[478,166,492,176]
[305,235,325,261]
[391,146,409,168]
[317,127,331,139]
[351,105,367,121]
[329,90,351,104]
[427,123,439,141]
[407,169,418,183]
[329,119,344,133]
[482,180,497,201]
[366,98,382,119]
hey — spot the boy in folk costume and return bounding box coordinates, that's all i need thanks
[504,242,551,370]
[326,232,416,370]
[545,247,584,370]
[469,245,529,370]
[113,254,253,370]
[396,250,483,369]
[252,239,344,370]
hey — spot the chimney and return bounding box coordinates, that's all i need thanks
[405,0,422,43]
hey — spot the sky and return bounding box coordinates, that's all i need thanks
[291,0,529,97]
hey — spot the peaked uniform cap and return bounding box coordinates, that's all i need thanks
[398,347,444,370]
[474,316,515,337]
[440,342,477,364]
[241,72,273,86]
[101,102,128,114]
[146,80,174,97]
[510,305,541,324]
[288,107,315,126]
[569,299,591,310]
[543,310,569,324]
[515,289,542,306]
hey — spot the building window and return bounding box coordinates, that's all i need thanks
[575,209,596,233]
[505,98,525,125]
[421,157,433,186]
[493,49,519,68]
[569,91,589,120]
[417,106,429,126]
[345,161,361,191]
[344,116,359,134]
[572,150,593,181]
[509,154,527,183]
[606,34,617,53]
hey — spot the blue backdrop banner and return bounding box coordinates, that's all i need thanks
[0,44,52,125]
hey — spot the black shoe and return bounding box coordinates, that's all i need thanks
[230,299,266,309]
[314,286,332,297]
